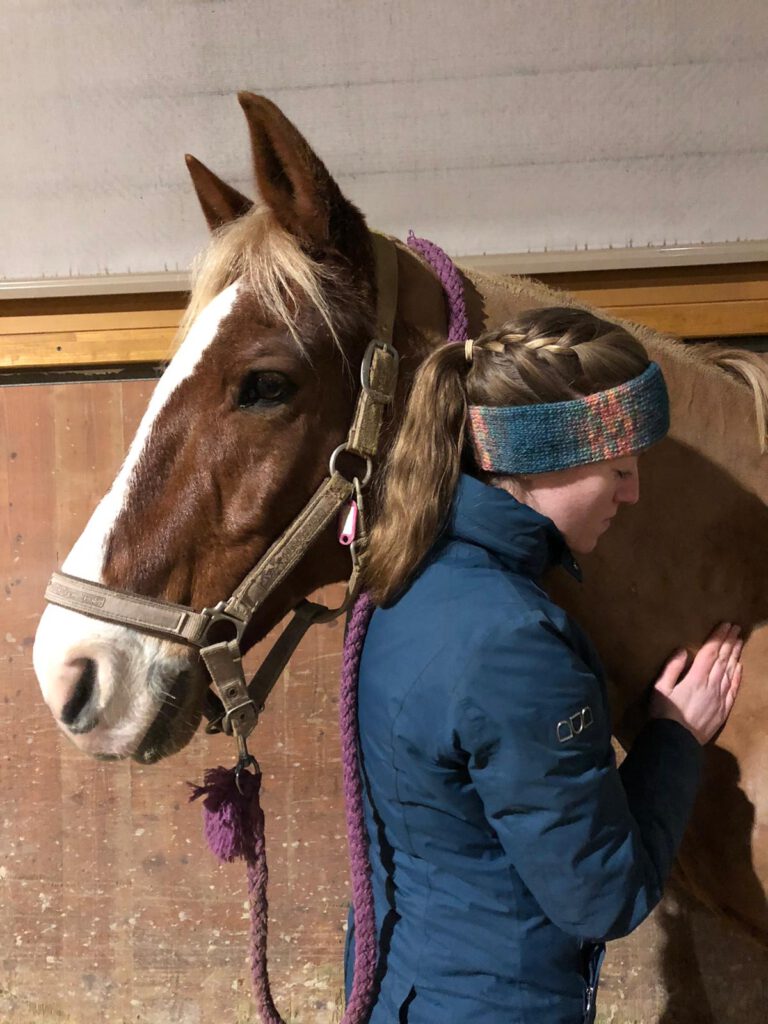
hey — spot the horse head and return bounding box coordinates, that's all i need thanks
[32,94,442,763]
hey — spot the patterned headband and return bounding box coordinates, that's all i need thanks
[467,362,669,474]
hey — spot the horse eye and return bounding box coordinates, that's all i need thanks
[237,371,294,409]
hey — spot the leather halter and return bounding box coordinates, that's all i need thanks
[44,232,400,762]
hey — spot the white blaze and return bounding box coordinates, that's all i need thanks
[63,282,240,581]
[33,282,240,756]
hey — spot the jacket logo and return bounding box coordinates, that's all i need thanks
[556,706,594,743]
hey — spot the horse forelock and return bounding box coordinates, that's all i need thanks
[177,204,349,357]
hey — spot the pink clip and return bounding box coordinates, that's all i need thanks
[338,500,358,546]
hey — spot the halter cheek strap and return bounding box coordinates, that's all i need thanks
[468,361,670,474]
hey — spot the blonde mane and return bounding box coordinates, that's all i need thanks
[695,345,768,453]
[176,205,340,352]
[632,326,768,454]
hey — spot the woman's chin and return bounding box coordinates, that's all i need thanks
[569,533,600,556]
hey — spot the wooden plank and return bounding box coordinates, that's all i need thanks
[0,309,182,335]
[5,375,768,1024]
[0,384,66,995]
[602,299,768,338]
[0,307,759,372]
[0,291,186,317]
[0,378,354,1023]
[1,263,766,373]
[0,328,176,369]
[537,266,768,308]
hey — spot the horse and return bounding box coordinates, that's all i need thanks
[33,93,768,948]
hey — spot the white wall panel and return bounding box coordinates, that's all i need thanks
[1,0,766,279]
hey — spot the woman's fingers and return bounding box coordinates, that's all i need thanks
[655,649,689,694]
[655,624,745,743]
[719,624,742,663]
[709,626,742,689]
[723,663,744,716]
[721,639,743,690]
[688,623,737,686]
[691,623,730,677]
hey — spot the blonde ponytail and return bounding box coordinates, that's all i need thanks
[365,343,469,604]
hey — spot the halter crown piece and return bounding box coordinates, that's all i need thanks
[467,362,670,474]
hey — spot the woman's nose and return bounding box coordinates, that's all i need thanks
[618,474,640,505]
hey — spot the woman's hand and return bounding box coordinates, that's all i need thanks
[650,622,744,745]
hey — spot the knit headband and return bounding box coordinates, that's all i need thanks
[467,362,669,474]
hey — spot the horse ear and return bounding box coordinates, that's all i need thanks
[238,92,363,251]
[184,153,254,231]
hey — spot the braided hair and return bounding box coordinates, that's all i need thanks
[466,308,649,406]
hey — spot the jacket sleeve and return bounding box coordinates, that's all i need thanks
[458,614,702,942]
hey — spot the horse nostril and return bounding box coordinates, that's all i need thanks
[60,658,99,734]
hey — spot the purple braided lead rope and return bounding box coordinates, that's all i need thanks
[337,236,467,1020]
[406,230,469,342]
[245,808,285,1023]
[338,591,377,1023]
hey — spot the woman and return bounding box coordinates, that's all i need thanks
[347,307,743,1023]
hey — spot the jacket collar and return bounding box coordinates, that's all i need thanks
[447,474,582,581]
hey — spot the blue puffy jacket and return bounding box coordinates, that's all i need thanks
[346,474,702,1023]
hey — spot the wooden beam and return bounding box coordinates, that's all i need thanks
[1,263,765,371]
[2,241,766,298]
[0,309,182,336]
[600,300,768,338]
[0,328,177,369]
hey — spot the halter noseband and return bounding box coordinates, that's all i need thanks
[44,232,401,769]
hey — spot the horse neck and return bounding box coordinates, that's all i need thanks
[637,327,767,504]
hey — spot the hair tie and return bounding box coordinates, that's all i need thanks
[464,338,475,364]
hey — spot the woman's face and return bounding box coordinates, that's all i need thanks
[504,455,640,555]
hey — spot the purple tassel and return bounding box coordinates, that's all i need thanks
[189,764,264,864]
[190,764,286,1024]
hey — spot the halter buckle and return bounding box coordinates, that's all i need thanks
[360,339,399,404]
[199,601,247,646]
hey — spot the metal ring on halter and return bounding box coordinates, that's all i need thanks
[328,444,373,488]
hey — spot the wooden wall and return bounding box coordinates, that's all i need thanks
[0,377,352,1023]
[2,265,767,1023]
[2,261,768,372]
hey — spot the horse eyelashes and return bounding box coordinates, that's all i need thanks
[237,371,295,408]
